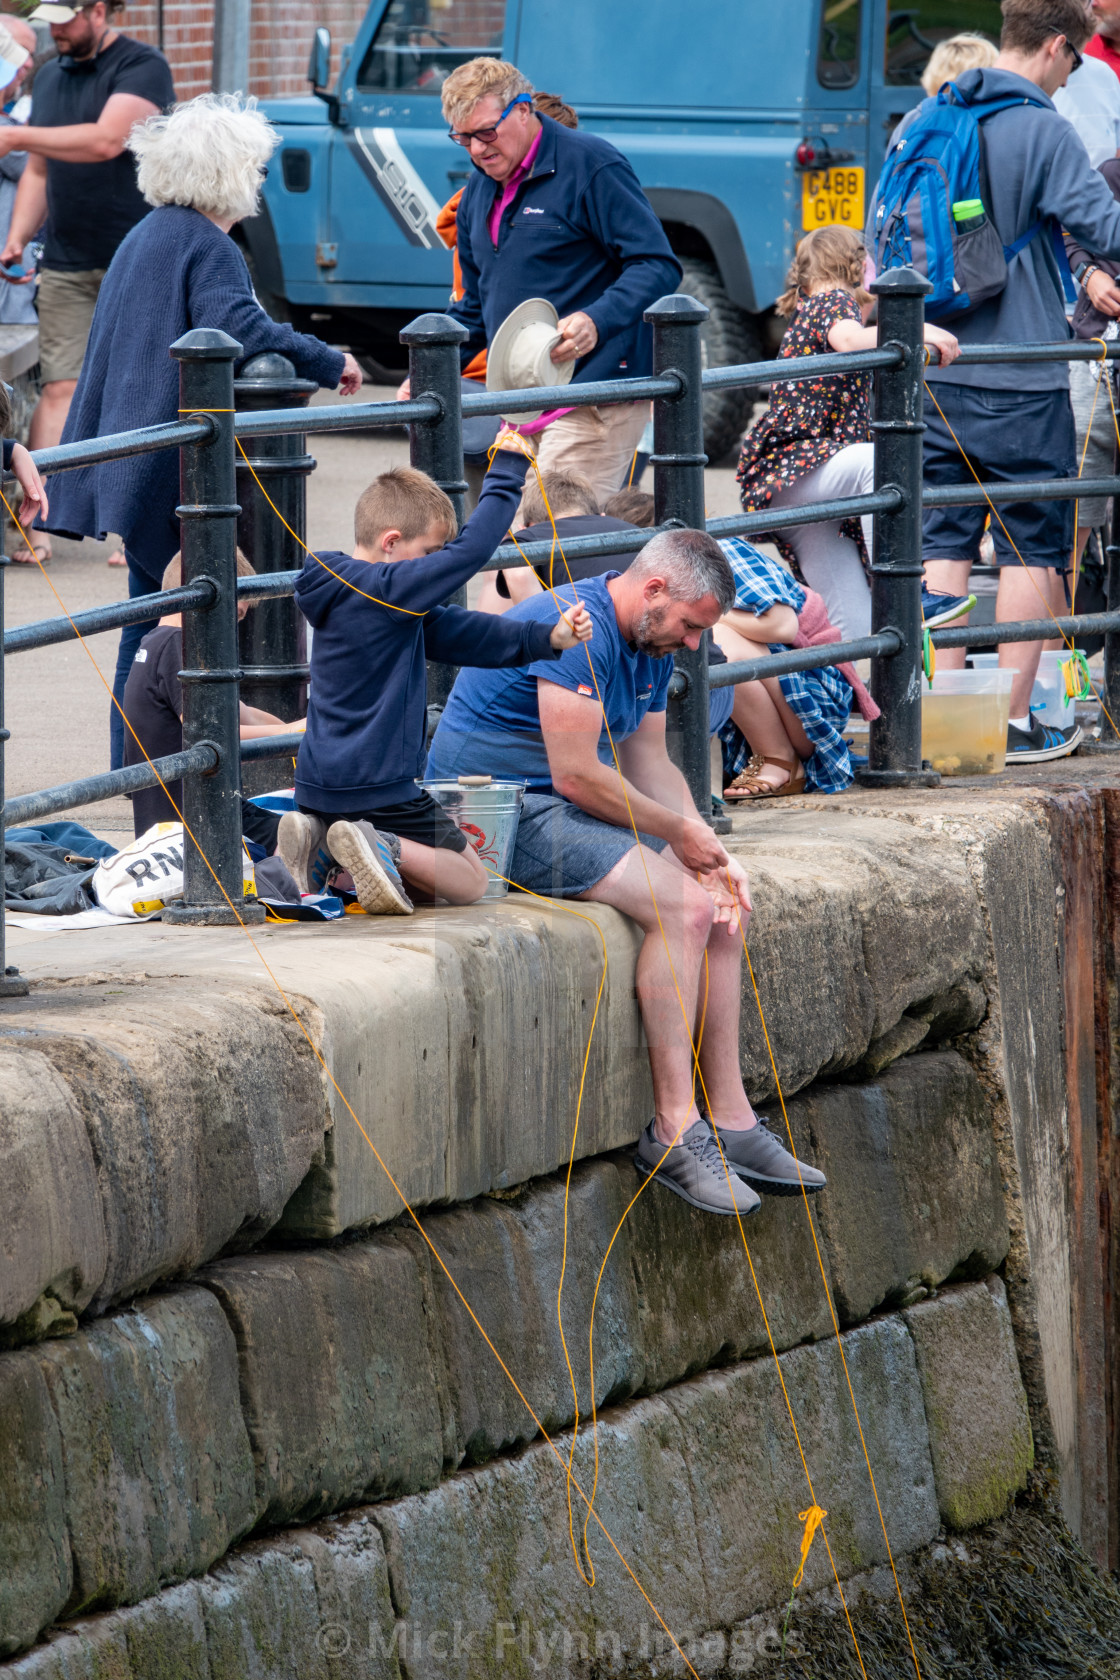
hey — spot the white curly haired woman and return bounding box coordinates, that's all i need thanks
[44,94,362,767]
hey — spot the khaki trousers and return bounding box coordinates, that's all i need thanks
[529,399,650,510]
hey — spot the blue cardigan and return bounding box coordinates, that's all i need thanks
[449,115,681,385]
[45,204,345,575]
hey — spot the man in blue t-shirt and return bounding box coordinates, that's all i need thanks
[427,528,826,1219]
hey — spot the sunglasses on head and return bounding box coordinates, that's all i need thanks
[1046,25,1083,71]
[448,92,532,148]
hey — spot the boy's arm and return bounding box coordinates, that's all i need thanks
[423,603,561,667]
[360,452,531,616]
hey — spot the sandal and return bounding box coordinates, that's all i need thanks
[724,753,807,801]
[9,541,49,567]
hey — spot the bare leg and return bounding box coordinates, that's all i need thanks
[996,565,1058,714]
[580,843,715,1145]
[923,557,974,671]
[695,915,757,1131]
[397,837,489,905]
[714,621,812,790]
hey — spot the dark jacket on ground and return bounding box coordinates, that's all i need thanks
[449,114,680,385]
[294,454,560,812]
[45,204,345,576]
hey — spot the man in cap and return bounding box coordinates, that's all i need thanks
[403,57,680,507]
[0,0,171,561]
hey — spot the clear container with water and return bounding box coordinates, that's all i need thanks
[922,668,1016,776]
[969,650,1074,730]
[422,776,526,900]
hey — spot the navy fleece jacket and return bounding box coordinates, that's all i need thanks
[294,453,559,812]
[449,115,681,383]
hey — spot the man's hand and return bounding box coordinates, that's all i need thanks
[674,815,731,875]
[551,311,598,364]
[0,233,33,281]
[9,443,47,530]
[697,855,752,934]
[1086,267,1120,318]
[549,602,592,650]
[0,128,22,158]
[337,353,363,397]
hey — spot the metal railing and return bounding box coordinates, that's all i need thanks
[3,271,1120,992]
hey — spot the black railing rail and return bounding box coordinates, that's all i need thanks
[4,285,1120,986]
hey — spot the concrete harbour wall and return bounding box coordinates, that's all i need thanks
[1,784,1116,1671]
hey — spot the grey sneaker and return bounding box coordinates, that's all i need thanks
[326,821,413,915]
[634,1118,761,1217]
[277,812,333,895]
[714,1120,826,1197]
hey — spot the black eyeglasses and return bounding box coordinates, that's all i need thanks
[448,93,532,148]
[1047,25,1083,72]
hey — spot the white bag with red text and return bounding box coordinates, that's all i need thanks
[92,822,255,918]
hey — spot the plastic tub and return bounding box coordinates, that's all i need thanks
[969,650,1073,730]
[422,776,526,900]
[922,668,1015,776]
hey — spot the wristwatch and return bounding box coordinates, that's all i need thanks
[1080,263,1101,287]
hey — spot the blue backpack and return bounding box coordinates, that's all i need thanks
[872,83,1074,319]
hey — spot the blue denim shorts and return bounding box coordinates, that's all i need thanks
[922,382,1076,568]
[508,791,668,898]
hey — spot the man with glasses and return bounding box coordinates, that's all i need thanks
[0,0,171,562]
[920,0,1120,763]
[432,57,680,506]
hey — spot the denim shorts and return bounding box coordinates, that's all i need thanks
[922,382,1076,569]
[508,791,668,898]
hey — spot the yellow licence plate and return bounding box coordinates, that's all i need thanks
[801,166,865,233]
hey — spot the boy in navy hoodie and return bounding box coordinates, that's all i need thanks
[280,436,591,914]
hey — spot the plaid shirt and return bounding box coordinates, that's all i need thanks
[718,539,854,795]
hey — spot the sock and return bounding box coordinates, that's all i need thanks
[1009,714,1031,731]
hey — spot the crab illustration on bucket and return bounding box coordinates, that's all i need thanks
[422,776,527,900]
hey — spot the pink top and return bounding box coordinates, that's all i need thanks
[487,125,573,436]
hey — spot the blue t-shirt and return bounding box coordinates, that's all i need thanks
[426,573,672,791]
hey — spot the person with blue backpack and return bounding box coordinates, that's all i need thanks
[871,0,1120,762]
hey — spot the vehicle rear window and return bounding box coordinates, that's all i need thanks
[818,0,863,90]
[885,2,1002,85]
[356,0,507,94]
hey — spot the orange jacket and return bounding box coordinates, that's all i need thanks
[437,189,487,381]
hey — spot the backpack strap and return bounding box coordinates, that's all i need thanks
[972,98,1078,304]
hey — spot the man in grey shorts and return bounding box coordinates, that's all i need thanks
[427,527,825,1218]
[0,0,171,559]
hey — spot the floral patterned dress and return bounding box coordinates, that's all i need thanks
[735,289,872,567]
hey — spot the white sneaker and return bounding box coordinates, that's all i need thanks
[277,812,333,896]
[326,821,413,915]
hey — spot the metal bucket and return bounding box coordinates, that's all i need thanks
[422,776,526,900]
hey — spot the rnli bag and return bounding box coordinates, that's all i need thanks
[92,822,255,918]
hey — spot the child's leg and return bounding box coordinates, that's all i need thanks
[728,677,812,790]
[397,837,488,905]
[767,444,874,639]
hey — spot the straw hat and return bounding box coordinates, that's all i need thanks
[486,297,574,423]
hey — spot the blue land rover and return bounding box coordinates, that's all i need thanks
[245,0,1001,456]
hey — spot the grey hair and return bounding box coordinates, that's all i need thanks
[629,528,735,613]
[128,93,279,223]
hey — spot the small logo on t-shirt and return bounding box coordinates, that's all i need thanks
[523,205,544,214]
[134,648,148,662]
[637,687,652,701]
[577,683,593,696]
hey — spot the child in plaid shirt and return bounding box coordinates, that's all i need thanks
[714,537,878,798]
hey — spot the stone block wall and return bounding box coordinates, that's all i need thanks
[4,787,1114,1671]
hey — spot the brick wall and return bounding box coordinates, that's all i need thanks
[118,0,369,102]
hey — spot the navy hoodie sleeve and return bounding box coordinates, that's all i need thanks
[578,162,682,347]
[423,602,559,667]
[350,451,530,615]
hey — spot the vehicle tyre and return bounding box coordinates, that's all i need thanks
[676,258,764,464]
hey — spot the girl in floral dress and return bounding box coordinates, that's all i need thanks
[735,226,959,651]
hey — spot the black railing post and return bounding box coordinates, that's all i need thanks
[400,313,468,714]
[164,328,264,925]
[234,351,316,794]
[646,293,713,819]
[857,267,939,788]
[0,553,28,998]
